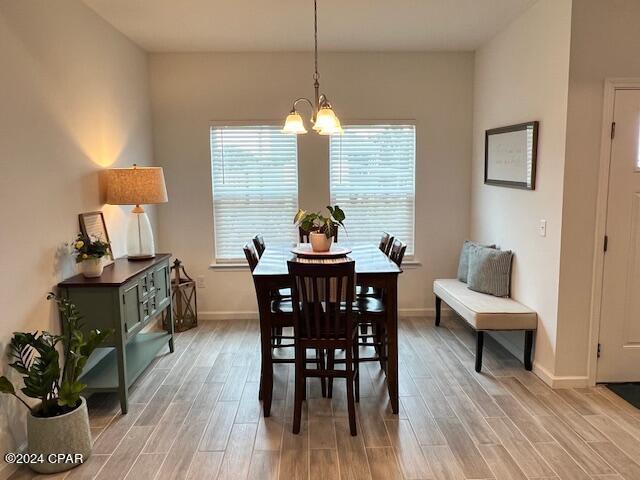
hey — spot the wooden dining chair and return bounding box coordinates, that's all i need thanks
[355,239,406,381]
[298,227,338,243]
[356,232,394,337]
[253,234,266,258]
[358,232,395,300]
[245,242,289,348]
[246,241,328,406]
[378,232,394,255]
[243,242,259,271]
[389,238,407,267]
[288,260,358,436]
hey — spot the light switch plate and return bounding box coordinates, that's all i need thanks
[539,220,547,237]
[196,275,205,288]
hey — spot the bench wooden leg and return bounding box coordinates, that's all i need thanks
[435,296,441,326]
[524,330,534,371]
[475,331,484,372]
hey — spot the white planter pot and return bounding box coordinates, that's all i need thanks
[27,397,91,474]
[80,258,103,278]
[310,232,333,252]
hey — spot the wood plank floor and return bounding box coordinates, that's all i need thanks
[5,316,640,480]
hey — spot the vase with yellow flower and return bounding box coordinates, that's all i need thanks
[72,234,111,278]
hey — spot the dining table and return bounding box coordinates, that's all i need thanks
[252,242,402,417]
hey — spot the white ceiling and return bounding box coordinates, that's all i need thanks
[83,0,537,52]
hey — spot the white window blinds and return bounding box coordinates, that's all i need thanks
[330,125,416,254]
[210,126,299,260]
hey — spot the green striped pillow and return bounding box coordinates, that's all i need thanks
[467,245,513,297]
[457,240,496,283]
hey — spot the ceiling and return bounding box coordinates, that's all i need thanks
[83,0,537,52]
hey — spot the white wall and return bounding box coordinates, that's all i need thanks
[150,52,474,318]
[556,0,640,378]
[470,0,572,378]
[0,0,154,461]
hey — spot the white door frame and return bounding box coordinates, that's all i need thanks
[587,78,640,385]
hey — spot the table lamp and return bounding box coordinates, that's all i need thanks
[105,165,168,260]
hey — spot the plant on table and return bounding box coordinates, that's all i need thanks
[293,205,346,238]
[72,233,110,264]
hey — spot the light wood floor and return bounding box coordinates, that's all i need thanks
[5,316,640,480]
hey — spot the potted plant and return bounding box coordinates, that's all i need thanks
[0,294,111,473]
[72,234,110,278]
[294,205,346,252]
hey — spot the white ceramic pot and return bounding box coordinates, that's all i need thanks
[81,258,103,278]
[310,231,333,252]
[27,397,91,474]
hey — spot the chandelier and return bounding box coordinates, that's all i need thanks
[282,0,343,135]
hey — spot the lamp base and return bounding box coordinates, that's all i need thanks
[126,207,156,260]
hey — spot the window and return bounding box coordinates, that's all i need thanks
[210,125,298,260]
[330,125,416,254]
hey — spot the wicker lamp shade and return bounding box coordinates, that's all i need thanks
[106,166,168,206]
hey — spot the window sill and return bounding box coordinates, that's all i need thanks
[208,258,423,271]
[209,262,249,271]
[402,259,422,269]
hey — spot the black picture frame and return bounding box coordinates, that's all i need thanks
[484,121,539,190]
[78,211,114,262]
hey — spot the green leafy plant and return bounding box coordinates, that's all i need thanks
[294,205,346,239]
[0,294,111,417]
[72,233,110,263]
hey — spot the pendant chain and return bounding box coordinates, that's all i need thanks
[313,0,319,82]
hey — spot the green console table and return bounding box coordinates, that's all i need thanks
[58,254,174,414]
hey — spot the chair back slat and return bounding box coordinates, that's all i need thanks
[253,234,266,258]
[334,275,343,335]
[243,242,259,272]
[297,273,311,335]
[288,260,355,340]
[312,276,321,335]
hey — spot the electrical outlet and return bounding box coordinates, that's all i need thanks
[196,276,205,288]
[539,219,547,237]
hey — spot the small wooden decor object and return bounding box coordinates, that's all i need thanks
[168,258,198,332]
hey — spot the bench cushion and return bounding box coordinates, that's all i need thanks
[433,279,537,331]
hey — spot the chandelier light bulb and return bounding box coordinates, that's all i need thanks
[282,111,308,134]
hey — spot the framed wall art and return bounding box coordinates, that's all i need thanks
[485,121,539,190]
[79,211,114,262]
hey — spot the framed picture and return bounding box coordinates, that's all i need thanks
[485,121,539,190]
[78,211,114,262]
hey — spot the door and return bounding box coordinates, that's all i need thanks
[154,263,171,310]
[122,282,143,336]
[598,89,640,382]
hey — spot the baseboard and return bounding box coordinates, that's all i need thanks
[199,311,258,321]
[533,362,589,388]
[198,307,454,321]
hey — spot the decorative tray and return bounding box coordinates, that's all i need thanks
[291,244,352,259]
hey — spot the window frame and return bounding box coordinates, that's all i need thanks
[209,121,300,265]
[328,120,417,258]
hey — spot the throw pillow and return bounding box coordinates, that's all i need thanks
[467,245,513,297]
[457,240,496,283]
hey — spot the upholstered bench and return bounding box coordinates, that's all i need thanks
[433,279,537,372]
